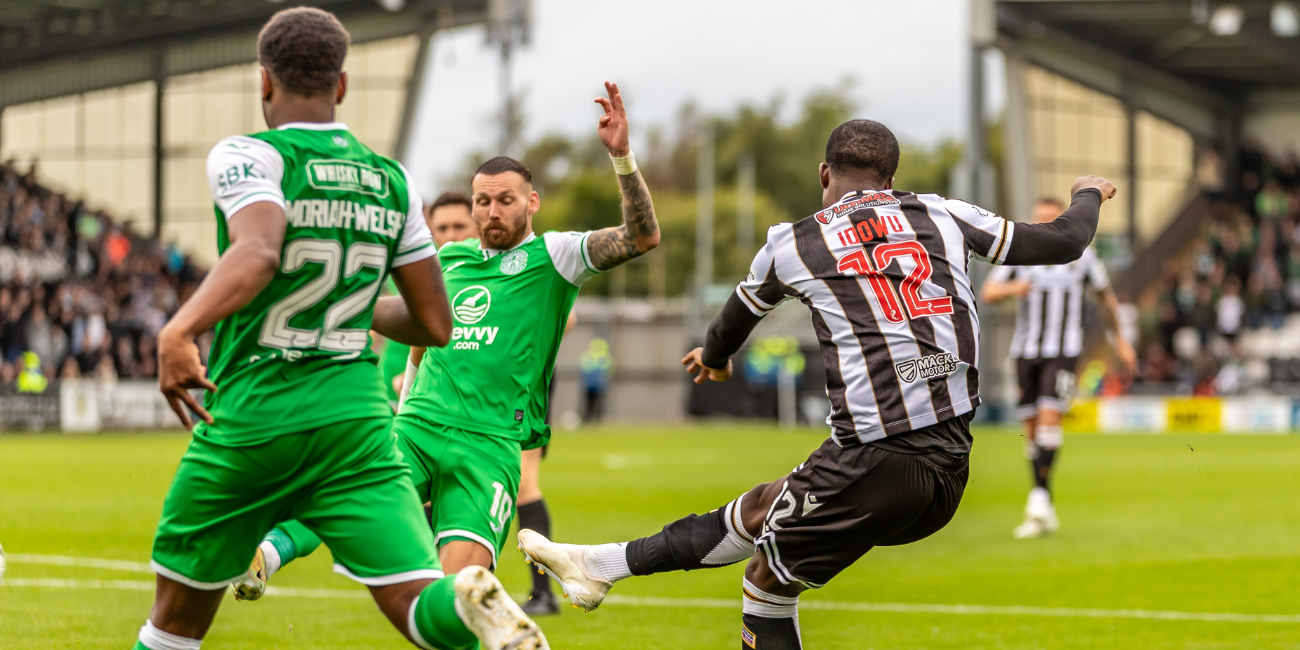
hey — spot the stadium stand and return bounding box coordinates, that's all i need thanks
[0,161,204,390]
[1117,143,1300,396]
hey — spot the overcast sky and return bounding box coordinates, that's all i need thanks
[404,0,999,200]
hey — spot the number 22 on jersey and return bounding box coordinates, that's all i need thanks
[836,241,954,323]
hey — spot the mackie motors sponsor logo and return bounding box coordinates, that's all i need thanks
[895,352,959,383]
[814,192,900,224]
[452,285,491,324]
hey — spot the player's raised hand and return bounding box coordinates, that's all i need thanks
[1071,175,1117,202]
[682,347,733,384]
[595,82,630,157]
[158,327,217,429]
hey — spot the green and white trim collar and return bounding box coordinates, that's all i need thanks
[275,121,349,131]
[481,232,537,259]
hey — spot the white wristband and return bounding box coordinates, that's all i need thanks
[610,151,637,176]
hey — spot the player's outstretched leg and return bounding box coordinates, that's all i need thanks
[519,489,764,611]
[230,520,322,601]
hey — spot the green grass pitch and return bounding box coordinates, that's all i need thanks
[2,425,1299,649]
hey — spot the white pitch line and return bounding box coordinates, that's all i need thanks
[603,595,1300,624]
[9,553,153,574]
[6,554,1299,624]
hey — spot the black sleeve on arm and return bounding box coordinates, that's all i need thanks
[1002,188,1103,266]
[700,292,765,369]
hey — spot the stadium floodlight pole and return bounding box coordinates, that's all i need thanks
[737,152,756,259]
[694,123,715,333]
[488,0,530,156]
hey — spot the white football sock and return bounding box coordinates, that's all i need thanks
[587,542,632,582]
[702,496,757,565]
[741,577,802,642]
[138,620,202,650]
[259,540,282,578]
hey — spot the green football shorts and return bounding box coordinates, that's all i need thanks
[151,416,441,589]
[393,414,522,569]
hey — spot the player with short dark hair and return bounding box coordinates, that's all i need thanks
[137,8,547,650]
[520,118,1117,650]
[237,82,658,613]
[982,197,1136,538]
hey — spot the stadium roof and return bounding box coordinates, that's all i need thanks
[1000,0,1300,95]
[0,0,488,107]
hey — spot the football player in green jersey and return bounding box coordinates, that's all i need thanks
[136,8,547,650]
[241,81,659,603]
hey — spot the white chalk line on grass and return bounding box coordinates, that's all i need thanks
[5,553,1298,624]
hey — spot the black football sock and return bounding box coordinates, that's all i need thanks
[517,499,553,596]
[625,496,754,576]
[1033,424,1063,494]
[1032,446,1057,492]
[740,578,802,649]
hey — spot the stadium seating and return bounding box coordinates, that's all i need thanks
[1126,144,1300,396]
[0,161,204,391]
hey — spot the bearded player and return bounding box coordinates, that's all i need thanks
[519,119,1116,650]
[137,8,547,650]
[235,82,658,604]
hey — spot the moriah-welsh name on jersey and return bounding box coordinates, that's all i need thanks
[895,352,960,383]
[284,199,404,239]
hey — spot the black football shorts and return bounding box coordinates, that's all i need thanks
[1015,355,1080,420]
[753,414,971,588]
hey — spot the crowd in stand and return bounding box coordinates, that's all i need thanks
[0,162,203,391]
[1118,143,1300,394]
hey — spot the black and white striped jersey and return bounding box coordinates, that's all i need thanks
[734,189,1017,444]
[985,249,1109,360]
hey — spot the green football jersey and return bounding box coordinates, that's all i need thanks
[199,122,435,442]
[401,231,599,448]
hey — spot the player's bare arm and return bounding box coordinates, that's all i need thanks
[158,201,286,428]
[373,256,453,347]
[980,278,1032,303]
[586,82,661,270]
[1002,176,1116,266]
[1098,286,1138,371]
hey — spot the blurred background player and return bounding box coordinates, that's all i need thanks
[981,197,1137,539]
[139,8,546,650]
[521,118,1117,650]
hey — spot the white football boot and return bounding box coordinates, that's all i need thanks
[0,541,6,583]
[454,565,549,650]
[517,529,612,612]
[229,546,268,601]
[1013,487,1056,539]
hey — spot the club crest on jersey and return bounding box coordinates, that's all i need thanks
[813,192,900,224]
[499,249,528,275]
[453,285,492,324]
[895,352,959,383]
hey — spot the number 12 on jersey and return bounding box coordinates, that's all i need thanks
[836,241,953,323]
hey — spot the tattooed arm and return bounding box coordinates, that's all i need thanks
[587,81,661,271]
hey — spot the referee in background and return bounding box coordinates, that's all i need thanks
[982,197,1136,539]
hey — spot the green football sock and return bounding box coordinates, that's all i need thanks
[412,576,478,650]
[264,520,322,571]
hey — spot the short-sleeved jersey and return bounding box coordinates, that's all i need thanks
[199,122,434,442]
[400,231,599,448]
[732,190,1014,444]
[986,247,1110,359]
